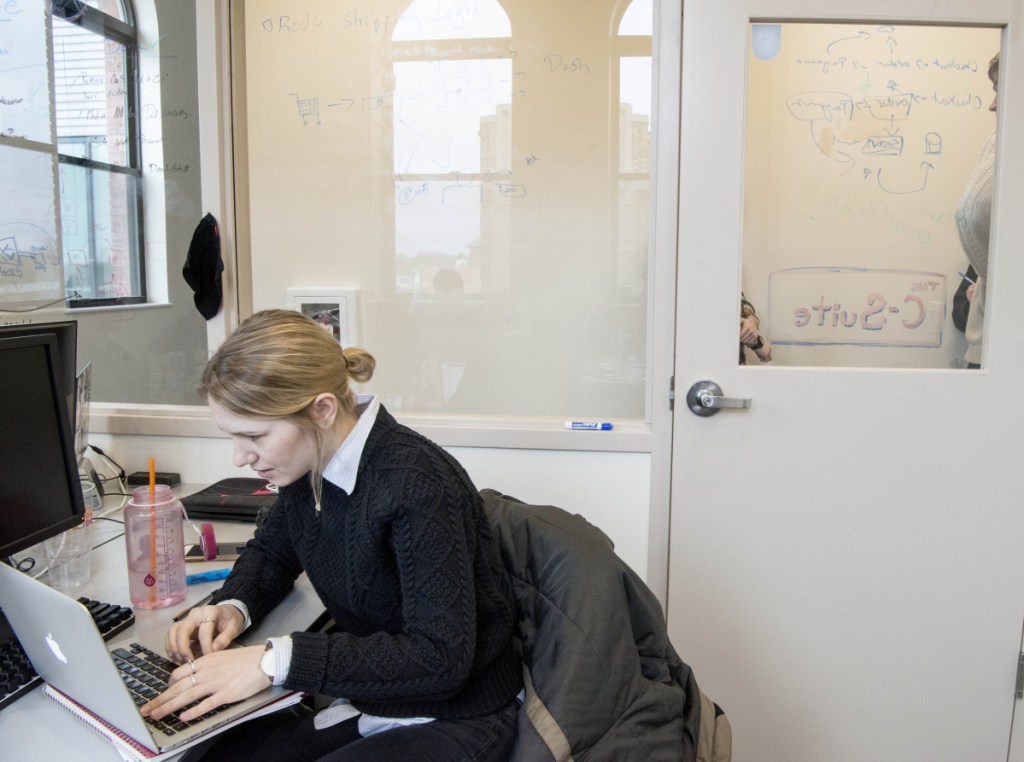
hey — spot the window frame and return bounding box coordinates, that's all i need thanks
[51,0,148,308]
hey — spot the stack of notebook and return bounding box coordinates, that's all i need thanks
[180,478,278,523]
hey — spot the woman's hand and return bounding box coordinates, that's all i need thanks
[739,316,760,345]
[165,603,244,664]
[141,644,271,722]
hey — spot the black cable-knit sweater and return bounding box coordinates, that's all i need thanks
[210,406,522,719]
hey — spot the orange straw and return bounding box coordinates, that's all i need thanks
[148,458,157,605]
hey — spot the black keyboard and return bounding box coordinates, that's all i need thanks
[112,642,229,737]
[0,596,134,710]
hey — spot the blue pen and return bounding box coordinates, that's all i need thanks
[564,421,613,431]
[958,271,975,284]
[185,567,231,585]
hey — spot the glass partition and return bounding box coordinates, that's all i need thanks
[742,22,1000,369]
[0,0,207,404]
[239,0,660,420]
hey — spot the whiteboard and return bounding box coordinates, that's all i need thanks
[742,23,1000,369]
[235,0,656,419]
[0,145,61,301]
[0,0,52,144]
[0,0,62,304]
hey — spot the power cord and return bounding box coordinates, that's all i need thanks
[84,444,129,518]
[87,444,126,485]
[0,291,83,313]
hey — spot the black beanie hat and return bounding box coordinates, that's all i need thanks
[182,213,223,320]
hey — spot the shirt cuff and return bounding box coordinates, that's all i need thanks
[261,636,292,686]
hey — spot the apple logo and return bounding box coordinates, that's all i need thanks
[45,633,68,664]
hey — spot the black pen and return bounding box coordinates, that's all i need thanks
[172,591,216,622]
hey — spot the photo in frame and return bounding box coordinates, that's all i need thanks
[286,288,360,346]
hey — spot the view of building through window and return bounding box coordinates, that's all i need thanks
[52,0,146,306]
[391,1,652,304]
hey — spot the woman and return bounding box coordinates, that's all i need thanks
[957,52,999,369]
[141,310,522,761]
[739,293,772,364]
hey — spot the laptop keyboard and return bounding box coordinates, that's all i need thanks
[112,642,229,737]
[0,596,134,710]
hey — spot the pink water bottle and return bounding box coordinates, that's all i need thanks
[125,484,187,609]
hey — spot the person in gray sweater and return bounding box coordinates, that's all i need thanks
[956,52,1000,369]
[142,309,522,761]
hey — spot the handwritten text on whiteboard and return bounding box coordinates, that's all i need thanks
[766,267,946,347]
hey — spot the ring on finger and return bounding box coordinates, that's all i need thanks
[190,673,198,688]
[199,618,211,624]
[189,659,196,675]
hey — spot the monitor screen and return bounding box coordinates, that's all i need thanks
[0,321,78,431]
[0,333,86,559]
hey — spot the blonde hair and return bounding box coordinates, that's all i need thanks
[200,309,376,497]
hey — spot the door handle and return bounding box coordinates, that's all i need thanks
[686,380,751,416]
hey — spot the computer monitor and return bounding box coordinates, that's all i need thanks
[0,333,86,559]
[0,321,78,431]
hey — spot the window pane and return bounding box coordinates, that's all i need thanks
[743,22,1000,369]
[59,161,142,301]
[395,181,487,292]
[52,15,130,167]
[0,0,53,143]
[56,1,128,23]
[392,0,510,41]
[82,0,127,22]
[619,0,653,36]
[394,59,512,174]
[620,57,651,172]
[242,0,655,419]
[0,144,61,300]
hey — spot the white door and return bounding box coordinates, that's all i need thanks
[667,1,1024,760]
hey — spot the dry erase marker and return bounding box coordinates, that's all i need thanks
[565,421,613,431]
[958,271,975,284]
[185,568,231,585]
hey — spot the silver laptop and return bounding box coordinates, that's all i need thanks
[0,561,298,755]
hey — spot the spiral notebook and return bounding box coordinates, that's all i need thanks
[43,684,301,761]
[0,562,302,759]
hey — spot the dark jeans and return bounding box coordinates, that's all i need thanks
[180,699,519,762]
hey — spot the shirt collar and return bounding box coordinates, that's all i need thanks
[322,394,379,495]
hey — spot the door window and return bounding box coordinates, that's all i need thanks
[741,22,1000,369]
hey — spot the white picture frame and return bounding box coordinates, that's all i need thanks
[286,287,360,346]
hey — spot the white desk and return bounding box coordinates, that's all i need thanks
[0,487,323,761]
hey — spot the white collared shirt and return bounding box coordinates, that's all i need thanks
[321,394,379,495]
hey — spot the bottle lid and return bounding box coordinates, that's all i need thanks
[128,483,176,507]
